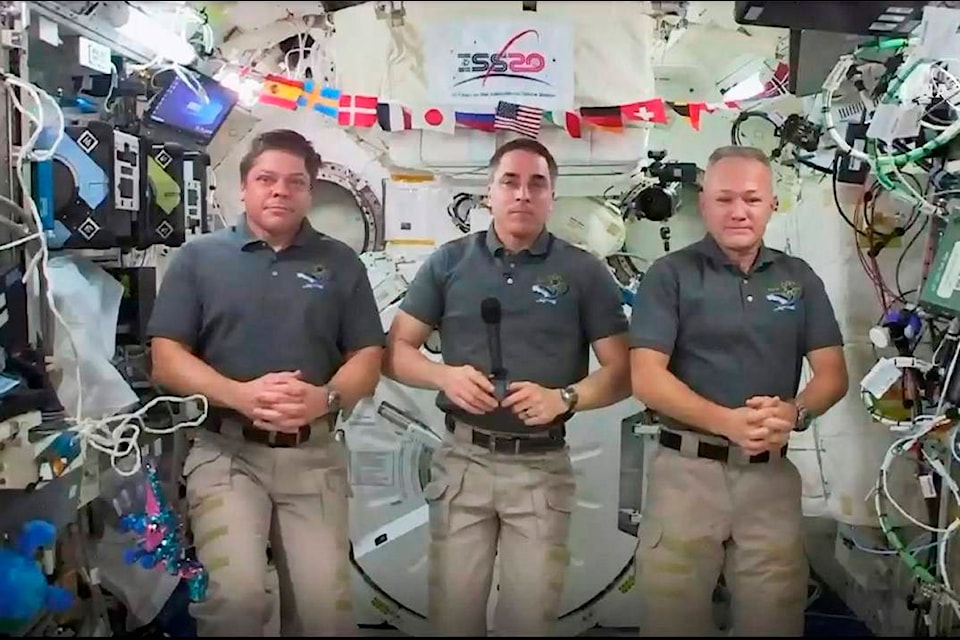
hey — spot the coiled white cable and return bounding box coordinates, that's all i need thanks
[0,72,208,477]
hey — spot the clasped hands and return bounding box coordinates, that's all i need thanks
[441,365,567,427]
[725,396,798,457]
[234,370,329,434]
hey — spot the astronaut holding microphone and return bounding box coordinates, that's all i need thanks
[383,138,631,637]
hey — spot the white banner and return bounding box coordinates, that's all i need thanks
[423,18,575,111]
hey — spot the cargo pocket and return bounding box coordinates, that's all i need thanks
[324,465,354,499]
[181,443,234,538]
[534,476,576,544]
[320,465,352,548]
[182,442,233,505]
[422,454,467,540]
[634,517,664,577]
[636,518,664,551]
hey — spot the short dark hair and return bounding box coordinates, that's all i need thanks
[707,145,771,169]
[487,137,559,186]
[239,129,321,186]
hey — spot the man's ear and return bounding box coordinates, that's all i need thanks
[772,195,779,212]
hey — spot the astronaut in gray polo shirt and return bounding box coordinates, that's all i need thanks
[629,145,849,637]
[384,138,631,636]
[147,130,384,636]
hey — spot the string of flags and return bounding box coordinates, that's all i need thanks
[252,65,789,138]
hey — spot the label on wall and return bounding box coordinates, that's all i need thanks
[423,18,575,110]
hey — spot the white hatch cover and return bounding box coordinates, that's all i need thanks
[344,350,645,634]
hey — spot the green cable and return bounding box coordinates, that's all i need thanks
[856,37,910,56]
[876,477,939,584]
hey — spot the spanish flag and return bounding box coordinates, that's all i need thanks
[259,74,304,111]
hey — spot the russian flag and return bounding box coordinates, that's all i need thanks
[455,111,495,132]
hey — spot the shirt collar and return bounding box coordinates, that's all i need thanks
[694,234,777,272]
[484,224,552,257]
[233,215,321,250]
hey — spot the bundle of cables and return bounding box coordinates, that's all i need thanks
[861,318,960,624]
[0,71,208,478]
[820,36,960,218]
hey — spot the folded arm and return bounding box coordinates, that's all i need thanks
[631,347,734,437]
[568,257,633,410]
[569,334,631,411]
[794,345,848,416]
[328,346,384,410]
[383,310,448,390]
[151,337,245,410]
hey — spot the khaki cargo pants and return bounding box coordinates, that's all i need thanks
[636,429,808,637]
[423,420,577,636]
[181,420,355,637]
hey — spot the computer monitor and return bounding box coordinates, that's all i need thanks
[143,70,239,146]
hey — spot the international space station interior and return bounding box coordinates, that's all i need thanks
[2,0,960,637]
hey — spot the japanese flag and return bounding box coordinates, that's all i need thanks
[411,106,455,135]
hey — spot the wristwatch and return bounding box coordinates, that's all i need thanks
[560,385,579,412]
[326,387,342,415]
[793,401,814,432]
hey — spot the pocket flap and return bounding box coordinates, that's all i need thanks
[324,466,354,498]
[545,482,576,513]
[422,480,449,501]
[636,517,664,549]
[182,444,223,478]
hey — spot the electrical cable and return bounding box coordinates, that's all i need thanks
[0,72,207,478]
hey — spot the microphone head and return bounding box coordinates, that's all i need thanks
[481,297,501,324]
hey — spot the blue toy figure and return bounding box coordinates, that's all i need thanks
[0,520,74,622]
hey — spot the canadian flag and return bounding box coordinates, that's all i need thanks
[411,106,455,134]
[338,94,378,127]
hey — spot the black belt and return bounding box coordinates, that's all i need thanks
[658,429,787,464]
[444,414,565,454]
[206,409,315,448]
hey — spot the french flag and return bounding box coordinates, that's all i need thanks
[377,102,412,131]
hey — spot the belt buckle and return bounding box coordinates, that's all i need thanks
[291,425,310,447]
[263,426,309,448]
[482,431,518,454]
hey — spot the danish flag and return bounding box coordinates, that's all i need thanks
[338,94,378,127]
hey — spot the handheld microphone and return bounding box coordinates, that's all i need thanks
[481,297,508,401]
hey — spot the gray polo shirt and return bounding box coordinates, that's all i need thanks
[629,234,843,432]
[401,226,628,434]
[147,217,385,387]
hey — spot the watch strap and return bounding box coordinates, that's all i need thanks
[326,387,342,413]
[560,385,579,411]
[793,401,813,432]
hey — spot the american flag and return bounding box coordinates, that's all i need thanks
[494,101,543,138]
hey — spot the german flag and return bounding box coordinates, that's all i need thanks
[579,106,623,132]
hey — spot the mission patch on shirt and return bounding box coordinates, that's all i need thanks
[401,226,628,434]
[628,235,843,431]
[147,218,385,387]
